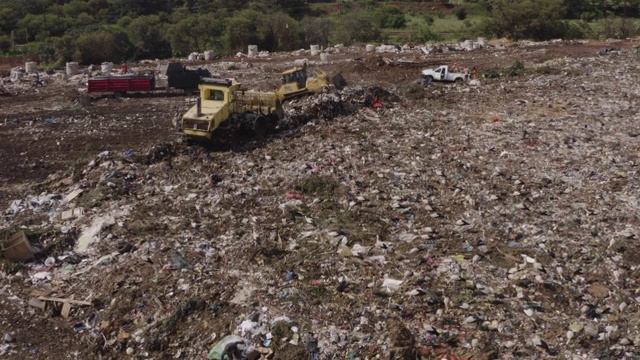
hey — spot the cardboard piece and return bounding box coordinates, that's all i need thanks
[2,231,34,261]
[28,298,47,310]
[65,189,83,202]
[37,297,92,306]
[61,302,72,318]
[60,207,85,221]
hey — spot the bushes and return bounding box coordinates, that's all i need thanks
[602,17,640,39]
[454,7,468,21]
[374,5,406,29]
[0,35,11,53]
[222,10,302,53]
[414,26,443,43]
[423,15,435,26]
[404,82,426,100]
[483,0,589,41]
[332,9,382,45]
[53,35,75,63]
[74,30,128,64]
[506,60,526,76]
[300,16,333,46]
[127,15,171,59]
[0,8,18,34]
[224,10,261,52]
[167,12,229,55]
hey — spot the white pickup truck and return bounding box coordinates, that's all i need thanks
[421,65,469,84]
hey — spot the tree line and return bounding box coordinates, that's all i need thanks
[0,0,638,65]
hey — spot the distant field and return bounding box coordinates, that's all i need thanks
[310,1,640,44]
[310,2,490,43]
[583,17,640,39]
[399,13,487,42]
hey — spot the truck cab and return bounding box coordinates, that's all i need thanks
[158,62,211,95]
[435,66,448,81]
[181,78,236,140]
[282,67,308,90]
[275,67,335,100]
[181,77,283,141]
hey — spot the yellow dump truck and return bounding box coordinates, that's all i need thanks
[275,67,346,101]
[181,77,284,141]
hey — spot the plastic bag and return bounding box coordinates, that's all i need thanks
[208,335,244,360]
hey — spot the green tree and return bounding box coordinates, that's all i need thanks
[186,0,248,12]
[168,12,228,55]
[117,15,134,28]
[486,0,584,40]
[414,25,443,42]
[454,7,468,20]
[259,11,301,51]
[266,0,310,18]
[0,7,18,34]
[35,39,57,63]
[600,0,640,37]
[107,0,173,17]
[74,30,121,64]
[0,35,11,53]
[2,0,50,16]
[374,5,406,28]
[62,0,91,17]
[127,15,171,59]
[564,0,601,19]
[268,0,308,8]
[423,15,435,26]
[53,34,76,63]
[16,13,47,43]
[75,13,96,27]
[332,9,381,45]
[225,9,262,52]
[300,16,333,46]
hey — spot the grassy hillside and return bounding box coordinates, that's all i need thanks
[0,1,637,65]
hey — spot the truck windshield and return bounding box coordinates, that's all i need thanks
[209,90,224,101]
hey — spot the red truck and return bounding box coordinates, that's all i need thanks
[88,75,155,96]
[87,63,211,96]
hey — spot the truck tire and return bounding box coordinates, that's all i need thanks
[424,75,434,83]
[455,78,463,84]
[253,116,267,136]
[253,115,277,136]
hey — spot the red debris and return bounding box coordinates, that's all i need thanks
[285,191,304,200]
[372,96,384,109]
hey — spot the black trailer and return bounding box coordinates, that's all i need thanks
[158,62,211,95]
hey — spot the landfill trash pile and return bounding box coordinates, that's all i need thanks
[280,86,400,130]
[1,38,640,359]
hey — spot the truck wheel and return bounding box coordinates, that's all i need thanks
[455,78,463,84]
[253,116,267,136]
[424,75,434,83]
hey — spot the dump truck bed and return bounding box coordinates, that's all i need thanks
[232,91,281,114]
[88,75,155,93]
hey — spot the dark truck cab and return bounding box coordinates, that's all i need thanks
[158,62,211,95]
